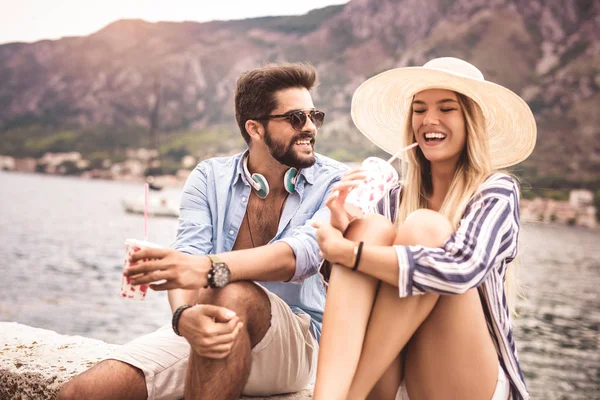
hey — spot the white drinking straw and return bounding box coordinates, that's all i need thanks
[386,142,418,164]
[143,183,149,241]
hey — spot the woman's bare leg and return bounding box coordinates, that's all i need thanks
[348,210,450,400]
[365,352,403,400]
[404,287,498,399]
[349,209,498,400]
[356,287,498,400]
[351,283,439,400]
[312,214,396,400]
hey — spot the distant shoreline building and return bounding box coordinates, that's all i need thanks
[521,189,597,228]
[1,150,195,189]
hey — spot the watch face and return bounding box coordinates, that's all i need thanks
[212,263,231,288]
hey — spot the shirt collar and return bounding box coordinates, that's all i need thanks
[233,149,315,188]
[233,150,248,187]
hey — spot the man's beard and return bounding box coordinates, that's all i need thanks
[264,129,316,169]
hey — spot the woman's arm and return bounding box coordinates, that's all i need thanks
[318,175,520,297]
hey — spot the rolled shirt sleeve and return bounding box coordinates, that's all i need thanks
[172,163,214,256]
[278,205,332,282]
[395,177,520,297]
[277,178,340,282]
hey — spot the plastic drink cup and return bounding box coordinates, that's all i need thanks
[344,157,399,217]
[121,238,163,300]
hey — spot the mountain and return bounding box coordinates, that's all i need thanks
[0,0,598,186]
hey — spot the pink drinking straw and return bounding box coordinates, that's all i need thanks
[386,142,419,164]
[144,182,149,241]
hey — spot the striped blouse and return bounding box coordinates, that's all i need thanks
[374,172,529,400]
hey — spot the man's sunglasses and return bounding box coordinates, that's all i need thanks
[256,109,325,130]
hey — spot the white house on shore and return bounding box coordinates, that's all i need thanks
[0,155,15,170]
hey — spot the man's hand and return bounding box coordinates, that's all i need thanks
[179,304,244,359]
[125,248,210,291]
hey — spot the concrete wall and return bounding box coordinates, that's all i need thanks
[0,322,311,400]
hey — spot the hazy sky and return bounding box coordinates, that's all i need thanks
[0,0,349,45]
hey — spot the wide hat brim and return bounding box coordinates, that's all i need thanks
[351,67,537,168]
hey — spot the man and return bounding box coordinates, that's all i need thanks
[58,62,347,400]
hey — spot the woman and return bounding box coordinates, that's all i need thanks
[312,57,535,400]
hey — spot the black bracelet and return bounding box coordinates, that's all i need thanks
[172,304,193,336]
[352,241,364,271]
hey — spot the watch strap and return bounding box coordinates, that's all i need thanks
[208,254,224,265]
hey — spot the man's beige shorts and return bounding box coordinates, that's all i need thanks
[109,286,319,400]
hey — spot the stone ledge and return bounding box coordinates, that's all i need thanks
[0,322,312,400]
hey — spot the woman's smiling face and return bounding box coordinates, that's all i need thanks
[411,89,467,168]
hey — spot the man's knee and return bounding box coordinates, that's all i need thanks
[202,282,268,313]
[199,282,271,343]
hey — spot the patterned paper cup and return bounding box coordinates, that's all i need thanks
[121,239,163,300]
[344,157,399,217]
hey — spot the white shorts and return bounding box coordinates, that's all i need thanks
[395,361,511,400]
[109,286,318,400]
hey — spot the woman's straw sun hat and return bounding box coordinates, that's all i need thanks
[351,57,537,168]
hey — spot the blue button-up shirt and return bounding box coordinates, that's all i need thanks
[171,150,348,340]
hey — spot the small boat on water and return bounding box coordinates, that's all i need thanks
[122,196,180,218]
[148,182,163,191]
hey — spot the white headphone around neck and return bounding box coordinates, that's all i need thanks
[242,154,299,199]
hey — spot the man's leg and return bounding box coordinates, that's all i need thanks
[58,360,147,400]
[184,281,271,400]
[59,323,191,400]
[242,284,319,397]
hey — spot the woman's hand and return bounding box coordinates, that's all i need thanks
[326,168,367,233]
[311,220,355,267]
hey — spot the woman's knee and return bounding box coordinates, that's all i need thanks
[345,213,396,245]
[396,209,453,247]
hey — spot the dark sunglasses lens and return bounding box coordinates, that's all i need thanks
[290,112,308,130]
[288,110,325,130]
[311,111,325,128]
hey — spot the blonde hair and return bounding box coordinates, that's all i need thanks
[395,91,520,315]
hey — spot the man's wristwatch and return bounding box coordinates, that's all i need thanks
[206,255,231,288]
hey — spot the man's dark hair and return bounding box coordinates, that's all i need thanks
[234,62,317,144]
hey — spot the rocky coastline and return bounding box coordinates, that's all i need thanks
[0,322,311,400]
